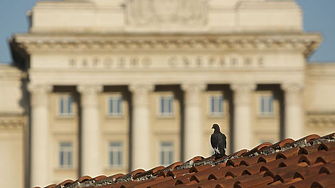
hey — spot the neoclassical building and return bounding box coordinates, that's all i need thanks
[1,0,335,187]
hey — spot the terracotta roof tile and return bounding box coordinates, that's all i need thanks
[36,132,335,188]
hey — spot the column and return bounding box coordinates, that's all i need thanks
[77,84,103,176]
[28,84,52,187]
[129,84,154,170]
[281,83,304,140]
[231,83,256,151]
[182,83,206,160]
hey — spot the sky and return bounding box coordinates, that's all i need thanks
[0,0,334,64]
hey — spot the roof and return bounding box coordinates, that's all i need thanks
[38,132,335,188]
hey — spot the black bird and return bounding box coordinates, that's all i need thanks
[210,124,227,159]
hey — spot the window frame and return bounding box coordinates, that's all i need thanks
[108,141,124,168]
[159,142,174,166]
[58,95,74,117]
[208,94,224,117]
[158,95,174,117]
[59,142,73,169]
[107,95,123,117]
[258,95,275,117]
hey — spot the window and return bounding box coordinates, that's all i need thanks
[59,96,73,116]
[159,96,173,116]
[109,142,123,167]
[160,142,174,166]
[259,95,274,116]
[209,95,224,116]
[59,142,73,168]
[108,96,122,116]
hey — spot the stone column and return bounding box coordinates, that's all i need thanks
[129,84,154,170]
[182,83,206,160]
[28,84,52,187]
[281,83,304,140]
[231,83,256,151]
[77,84,103,176]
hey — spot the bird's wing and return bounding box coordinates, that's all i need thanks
[211,133,221,154]
[221,133,227,149]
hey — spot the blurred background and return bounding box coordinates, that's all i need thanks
[0,0,334,188]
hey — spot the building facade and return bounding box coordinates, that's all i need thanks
[1,0,335,187]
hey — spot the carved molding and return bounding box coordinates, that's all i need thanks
[0,116,26,128]
[126,0,207,27]
[231,82,256,105]
[77,84,103,108]
[28,84,53,107]
[129,83,154,107]
[307,114,335,127]
[13,34,321,57]
[182,83,206,106]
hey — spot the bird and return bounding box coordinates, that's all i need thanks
[210,124,227,159]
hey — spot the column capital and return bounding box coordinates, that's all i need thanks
[281,82,304,105]
[28,83,53,107]
[77,84,103,94]
[230,82,256,93]
[129,83,154,107]
[182,83,206,106]
[231,82,256,105]
[181,82,206,93]
[129,83,154,95]
[281,82,304,93]
[77,84,103,108]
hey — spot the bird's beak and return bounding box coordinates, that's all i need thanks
[211,126,214,129]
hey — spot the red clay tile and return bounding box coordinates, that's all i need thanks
[320,132,335,139]
[310,172,335,188]
[166,161,183,170]
[231,149,248,157]
[42,132,335,188]
[45,184,57,188]
[243,143,273,156]
[59,179,74,187]
[189,164,211,173]
[93,175,107,181]
[296,134,320,143]
[166,168,189,178]
[274,138,295,148]
[235,175,274,188]
[130,169,146,177]
[276,147,299,159]
[189,156,204,163]
[78,175,92,183]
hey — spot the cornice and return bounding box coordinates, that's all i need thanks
[12,33,321,57]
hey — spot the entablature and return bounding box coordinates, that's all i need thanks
[12,33,321,58]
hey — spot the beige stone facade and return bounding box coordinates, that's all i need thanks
[1,0,335,187]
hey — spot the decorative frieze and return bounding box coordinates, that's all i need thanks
[307,112,335,127]
[13,34,321,57]
[126,0,207,26]
[0,116,25,128]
